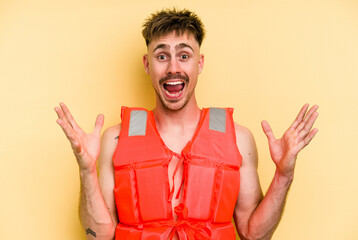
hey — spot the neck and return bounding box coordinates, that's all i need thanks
[153,99,201,133]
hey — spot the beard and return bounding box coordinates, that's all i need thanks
[153,87,192,112]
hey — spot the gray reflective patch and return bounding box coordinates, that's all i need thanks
[128,110,147,136]
[209,108,226,133]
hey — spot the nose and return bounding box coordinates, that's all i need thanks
[167,58,180,75]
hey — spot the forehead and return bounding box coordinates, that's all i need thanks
[148,31,199,51]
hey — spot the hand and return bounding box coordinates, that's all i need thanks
[261,104,319,178]
[54,102,104,171]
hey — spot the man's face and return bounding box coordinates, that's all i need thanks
[143,31,204,111]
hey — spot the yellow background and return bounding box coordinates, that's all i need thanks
[1,0,357,239]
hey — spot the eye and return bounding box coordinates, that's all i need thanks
[180,54,189,60]
[157,54,167,60]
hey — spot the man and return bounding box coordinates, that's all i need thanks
[55,8,319,240]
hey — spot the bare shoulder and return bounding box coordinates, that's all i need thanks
[102,124,122,142]
[98,124,122,167]
[234,122,258,168]
[234,123,254,141]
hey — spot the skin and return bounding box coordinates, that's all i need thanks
[234,104,319,239]
[55,31,319,240]
[143,31,204,113]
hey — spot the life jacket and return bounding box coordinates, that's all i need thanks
[112,106,242,240]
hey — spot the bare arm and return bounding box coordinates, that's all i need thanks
[79,164,115,239]
[97,125,121,232]
[234,104,319,240]
[55,103,117,239]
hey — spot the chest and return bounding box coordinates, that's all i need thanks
[113,107,242,225]
[160,132,192,217]
[168,155,183,219]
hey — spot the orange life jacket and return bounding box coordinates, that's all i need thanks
[113,107,242,240]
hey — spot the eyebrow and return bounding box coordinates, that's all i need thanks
[153,44,169,52]
[153,43,194,52]
[175,43,194,52]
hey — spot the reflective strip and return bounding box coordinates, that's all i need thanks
[128,110,147,136]
[209,108,226,133]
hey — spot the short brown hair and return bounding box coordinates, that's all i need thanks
[142,8,206,47]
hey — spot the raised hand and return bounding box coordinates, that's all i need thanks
[54,103,104,171]
[261,104,319,178]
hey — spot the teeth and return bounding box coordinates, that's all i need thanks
[165,81,183,85]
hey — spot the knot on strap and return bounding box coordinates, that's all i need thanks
[169,204,211,240]
[174,203,188,220]
[169,222,211,240]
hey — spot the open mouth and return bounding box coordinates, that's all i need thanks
[163,81,185,97]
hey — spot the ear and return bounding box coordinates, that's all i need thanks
[143,54,149,74]
[198,54,204,74]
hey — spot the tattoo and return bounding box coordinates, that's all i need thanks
[86,228,96,237]
[115,136,119,140]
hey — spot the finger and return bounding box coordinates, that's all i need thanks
[54,106,69,124]
[261,120,276,142]
[303,105,319,123]
[56,118,78,145]
[59,102,80,130]
[93,114,104,136]
[298,111,319,139]
[57,118,83,154]
[290,104,309,130]
[296,105,319,131]
[297,128,318,151]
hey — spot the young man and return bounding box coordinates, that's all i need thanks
[55,9,319,240]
